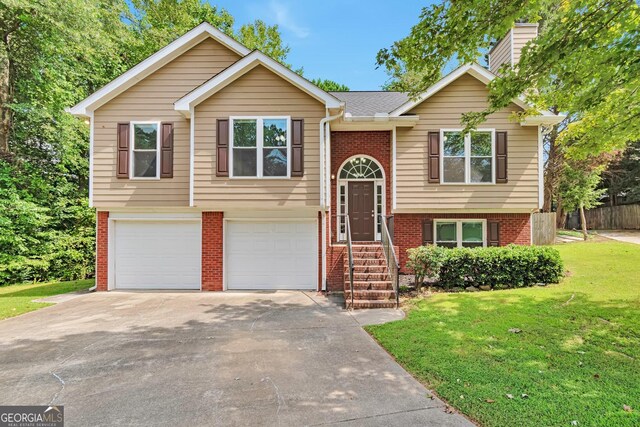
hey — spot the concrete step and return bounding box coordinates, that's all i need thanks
[346,299,398,309]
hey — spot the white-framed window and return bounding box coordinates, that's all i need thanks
[441,129,495,184]
[435,220,486,248]
[131,122,160,179]
[229,116,290,178]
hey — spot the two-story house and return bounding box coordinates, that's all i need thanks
[68,23,562,306]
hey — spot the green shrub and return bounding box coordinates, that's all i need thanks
[406,245,448,290]
[408,245,564,290]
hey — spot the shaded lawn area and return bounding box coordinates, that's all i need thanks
[367,241,640,427]
[0,279,94,320]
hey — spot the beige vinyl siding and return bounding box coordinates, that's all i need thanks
[512,25,538,64]
[92,38,240,207]
[193,64,325,209]
[489,30,512,74]
[395,73,539,211]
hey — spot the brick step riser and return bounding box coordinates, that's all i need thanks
[345,282,394,291]
[350,253,385,260]
[345,292,396,300]
[348,259,388,266]
[346,301,397,309]
[343,266,389,274]
[351,247,384,253]
[344,273,389,282]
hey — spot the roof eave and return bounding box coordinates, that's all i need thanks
[67,22,251,117]
[174,51,343,115]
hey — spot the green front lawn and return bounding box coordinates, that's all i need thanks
[367,241,640,427]
[0,279,95,320]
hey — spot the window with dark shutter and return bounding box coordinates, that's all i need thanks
[422,219,434,245]
[428,131,440,183]
[291,118,304,177]
[117,123,130,178]
[216,119,229,177]
[496,131,508,183]
[160,122,174,178]
[488,221,500,246]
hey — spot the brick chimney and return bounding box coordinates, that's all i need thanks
[488,23,538,75]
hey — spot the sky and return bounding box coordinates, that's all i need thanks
[209,0,437,90]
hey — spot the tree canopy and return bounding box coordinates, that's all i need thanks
[0,0,294,285]
[311,78,350,92]
[377,0,640,160]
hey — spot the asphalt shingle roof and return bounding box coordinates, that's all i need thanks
[329,91,409,117]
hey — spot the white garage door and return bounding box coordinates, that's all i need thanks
[226,221,317,290]
[114,221,201,290]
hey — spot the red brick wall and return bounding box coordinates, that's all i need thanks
[96,211,109,291]
[329,131,391,243]
[318,211,323,292]
[202,211,224,291]
[394,213,531,273]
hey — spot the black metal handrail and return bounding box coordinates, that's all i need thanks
[345,215,355,309]
[380,215,400,309]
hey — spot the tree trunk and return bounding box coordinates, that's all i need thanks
[543,122,562,212]
[579,203,588,240]
[0,34,12,154]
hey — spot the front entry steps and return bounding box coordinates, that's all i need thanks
[344,243,397,309]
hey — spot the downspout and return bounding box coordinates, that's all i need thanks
[320,109,343,291]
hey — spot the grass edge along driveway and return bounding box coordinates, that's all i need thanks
[0,279,94,320]
[367,241,640,427]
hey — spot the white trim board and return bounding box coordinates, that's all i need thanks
[68,23,250,117]
[174,51,343,117]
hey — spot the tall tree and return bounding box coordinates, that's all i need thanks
[377,1,640,161]
[559,160,606,240]
[126,0,291,65]
[600,141,640,206]
[311,78,350,92]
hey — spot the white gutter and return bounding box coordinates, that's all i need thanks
[320,110,344,208]
[320,109,343,292]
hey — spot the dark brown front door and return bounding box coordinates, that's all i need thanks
[348,181,375,241]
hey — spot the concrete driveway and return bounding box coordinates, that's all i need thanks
[0,291,472,427]
[598,230,640,245]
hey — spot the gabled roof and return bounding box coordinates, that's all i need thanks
[68,23,251,117]
[329,91,409,117]
[174,50,343,116]
[389,63,562,124]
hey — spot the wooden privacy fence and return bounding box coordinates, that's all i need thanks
[532,212,556,245]
[584,204,640,230]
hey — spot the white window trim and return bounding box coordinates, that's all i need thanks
[440,128,496,185]
[130,121,161,180]
[434,219,487,248]
[229,116,291,179]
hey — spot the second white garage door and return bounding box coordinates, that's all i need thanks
[226,221,317,290]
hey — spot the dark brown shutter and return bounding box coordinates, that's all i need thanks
[291,118,304,177]
[160,122,174,178]
[216,119,229,177]
[428,131,440,183]
[496,131,508,183]
[117,123,130,178]
[488,221,500,246]
[422,219,434,245]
